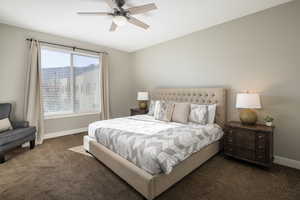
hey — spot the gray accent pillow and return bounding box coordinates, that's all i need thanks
[0,118,12,133]
[189,104,208,125]
[147,100,156,116]
[154,101,175,122]
[172,103,190,124]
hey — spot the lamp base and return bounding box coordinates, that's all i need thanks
[138,101,147,110]
[239,109,258,126]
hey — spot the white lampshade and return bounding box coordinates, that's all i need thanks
[113,16,127,26]
[236,93,262,109]
[137,92,149,101]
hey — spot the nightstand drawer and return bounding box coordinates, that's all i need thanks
[235,129,255,150]
[255,151,267,162]
[130,108,148,116]
[257,133,266,141]
[224,135,234,144]
[224,129,234,144]
[256,143,266,151]
[224,145,234,155]
[236,147,255,161]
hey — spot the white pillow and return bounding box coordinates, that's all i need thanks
[147,100,156,116]
[189,104,208,125]
[207,104,217,124]
[153,101,161,117]
[0,118,12,132]
[154,101,175,122]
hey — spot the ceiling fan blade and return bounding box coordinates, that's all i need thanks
[77,12,111,16]
[128,17,149,30]
[109,22,117,32]
[103,0,117,9]
[126,3,157,15]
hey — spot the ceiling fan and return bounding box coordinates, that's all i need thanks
[77,0,158,32]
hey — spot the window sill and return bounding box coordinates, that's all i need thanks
[45,112,100,120]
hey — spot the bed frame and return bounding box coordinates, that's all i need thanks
[84,88,227,199]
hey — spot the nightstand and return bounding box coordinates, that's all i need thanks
[224,121,274,168]
[130,108,148,116]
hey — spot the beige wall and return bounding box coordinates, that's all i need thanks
[131,1,300,161]
[0,23,132,134]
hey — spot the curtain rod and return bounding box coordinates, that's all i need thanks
[26,38,109,55]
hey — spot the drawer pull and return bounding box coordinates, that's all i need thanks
[258,135,264,139]
[227,139,233,142]
[258,145,264,149]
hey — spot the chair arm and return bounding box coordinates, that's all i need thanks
[11,121,29,129]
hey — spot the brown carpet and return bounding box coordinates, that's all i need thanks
[0,133,299,200]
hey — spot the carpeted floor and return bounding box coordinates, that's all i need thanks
[0,133,300,200]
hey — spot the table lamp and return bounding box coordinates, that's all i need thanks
[236,93,261,125]
[137,92,149,110]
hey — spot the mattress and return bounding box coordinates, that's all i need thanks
[88,115,223,174]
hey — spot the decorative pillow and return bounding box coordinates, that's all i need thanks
[189,104,208,125]
[207,104,217,124]
[0,118,12,133]
[154,101,175,122]
[147,100,156,116]
[172,103,190,124]
[153,101,161,117]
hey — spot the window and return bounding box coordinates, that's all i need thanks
[41,47,100,117]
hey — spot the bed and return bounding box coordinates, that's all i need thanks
[84,88,227,199]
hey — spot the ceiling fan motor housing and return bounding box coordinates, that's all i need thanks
[115,0,125,8]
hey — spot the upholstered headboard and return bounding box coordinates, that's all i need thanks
[150,88,227,127]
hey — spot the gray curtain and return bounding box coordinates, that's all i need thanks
[24,40,45,144]
[100,53,110,120]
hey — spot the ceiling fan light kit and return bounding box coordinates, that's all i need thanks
[77,0,157,32]
[113,15,127,26]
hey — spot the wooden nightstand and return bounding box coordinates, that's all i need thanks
[224,121,274,168]
[130,108,148,116]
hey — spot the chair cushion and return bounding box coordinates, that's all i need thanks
[0,127,36,146]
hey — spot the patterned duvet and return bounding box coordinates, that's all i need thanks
[88,115,223,175]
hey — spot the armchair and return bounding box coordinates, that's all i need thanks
[0,103,36,163]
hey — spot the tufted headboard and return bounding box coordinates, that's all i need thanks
[150,88,227,128]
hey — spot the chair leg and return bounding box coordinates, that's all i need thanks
[30,140,35,150]
[0,153,5,164]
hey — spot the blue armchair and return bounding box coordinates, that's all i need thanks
[0,103,36,163]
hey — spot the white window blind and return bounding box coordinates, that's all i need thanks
[41,47,100,117]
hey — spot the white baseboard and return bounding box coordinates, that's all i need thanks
[44,127,88,140]
[274,156,300,170]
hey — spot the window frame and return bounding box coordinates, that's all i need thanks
[40,45,101,119]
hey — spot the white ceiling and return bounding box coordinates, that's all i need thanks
[0,0,292,52]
